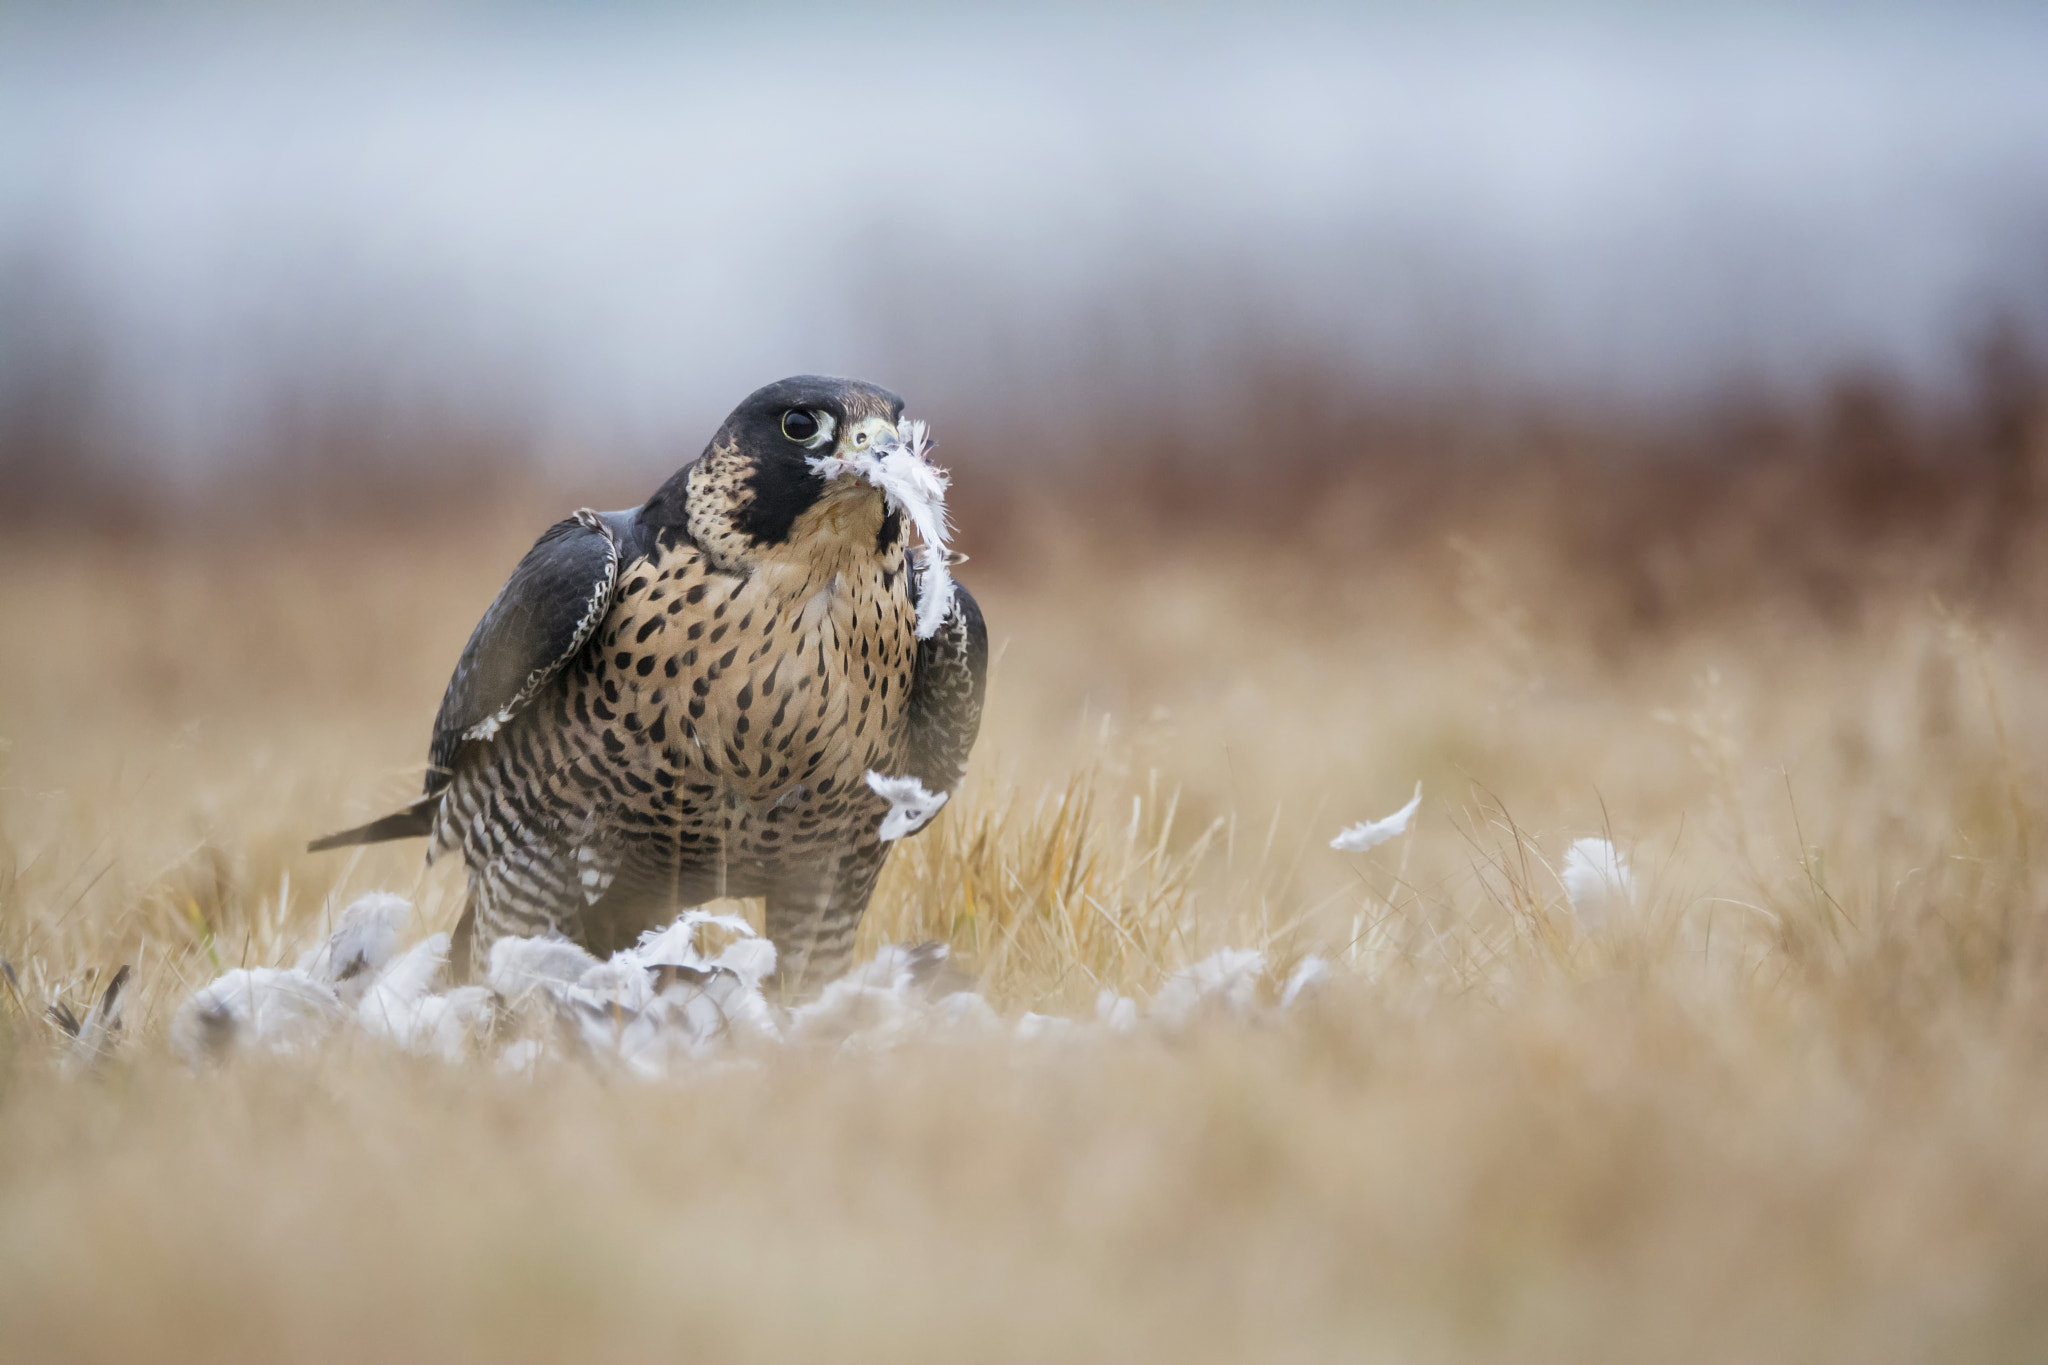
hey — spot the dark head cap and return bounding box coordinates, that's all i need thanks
[723,375,905,438]
[644,375,910,556]
[716,376,905,543]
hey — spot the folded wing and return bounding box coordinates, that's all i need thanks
[425,508,636,797]
[901,581,989,803]
[308,508,637,852]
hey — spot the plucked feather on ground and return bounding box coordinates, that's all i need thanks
[1561,836,1636,931]
[157,892,1351,1077]
[57,780,1627,1079]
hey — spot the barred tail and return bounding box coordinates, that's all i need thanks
[307,797,438,852]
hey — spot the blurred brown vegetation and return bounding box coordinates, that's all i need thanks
[10,318,2044,644]
[955,323,2048,634]
[6,323,2048,1363]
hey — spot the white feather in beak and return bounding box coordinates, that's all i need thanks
[809,417,956,638]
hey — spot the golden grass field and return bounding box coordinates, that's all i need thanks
[4,454,2048,1362]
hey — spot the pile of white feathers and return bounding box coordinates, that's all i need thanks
[70,786,1634,1079]
[164,894,1335,1079]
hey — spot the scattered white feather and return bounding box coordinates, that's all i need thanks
[543,912,789,1072]
[627,910,781,1039]
[357,933,448,1013]
[865,770,949,841]
[695,967,785,1046]
[495,1038,544,1078]
[933,991,1002,1034]
[171,967,345,1065]
[1281,954,1333,1008]
[164,885,1413,1077]
[788,980,920,1046]
[713,936,779,986]
[813,945,898,996]
[1014,1012,1076,1042]
[809,416,956,637]
[572,959,658,1013]
[787,943,925,1042]
[563,990,724,1079]
[364,983,493,1064]
[631,910,761,971]
[357,935,494,1062]
[488,934,600,999]
[295,893,410,1003]
[1150,949,1267,1029]
[1330,783,1423,853]
[1096,989,1139,1034]
[785,942,977,1047]
[1563,837,1636,931]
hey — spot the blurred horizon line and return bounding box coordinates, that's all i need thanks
[3,0,2046,489]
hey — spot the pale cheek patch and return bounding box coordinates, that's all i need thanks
[809,417,955,638]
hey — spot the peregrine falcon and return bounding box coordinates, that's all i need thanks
[310,376,988,994]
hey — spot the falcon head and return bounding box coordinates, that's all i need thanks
[704,374,909,545]
[660,376,954,627]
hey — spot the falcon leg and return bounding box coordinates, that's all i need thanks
[578,867,720,962]
[764,847,888,999]
[462,858,592,980]
[450,900,479,983]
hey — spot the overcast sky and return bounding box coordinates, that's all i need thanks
[3,2,2046,472]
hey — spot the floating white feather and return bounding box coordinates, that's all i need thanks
[1330,783,1423,853]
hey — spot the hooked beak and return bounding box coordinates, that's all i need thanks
[805,414,956,640]
[808,414,916,485]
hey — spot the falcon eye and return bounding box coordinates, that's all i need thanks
[781,410,820,443]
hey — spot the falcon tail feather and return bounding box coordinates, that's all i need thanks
[308,797,438,852]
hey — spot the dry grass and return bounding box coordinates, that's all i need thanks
[5,457,2048,1362]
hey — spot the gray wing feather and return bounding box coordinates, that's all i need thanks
[902,581,988,798]
[426,508,624,796]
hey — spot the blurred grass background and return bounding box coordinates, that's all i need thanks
[6,1,2048,1359]
[5,352,2048,1359]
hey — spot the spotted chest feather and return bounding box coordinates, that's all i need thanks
[437,496,924,905]
[596,526,919,810]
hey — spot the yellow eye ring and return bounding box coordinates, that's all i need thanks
[781,410,820,443]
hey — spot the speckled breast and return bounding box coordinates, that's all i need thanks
[556,525,920,880]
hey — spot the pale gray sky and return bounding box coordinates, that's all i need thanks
[3,2,2045,473]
